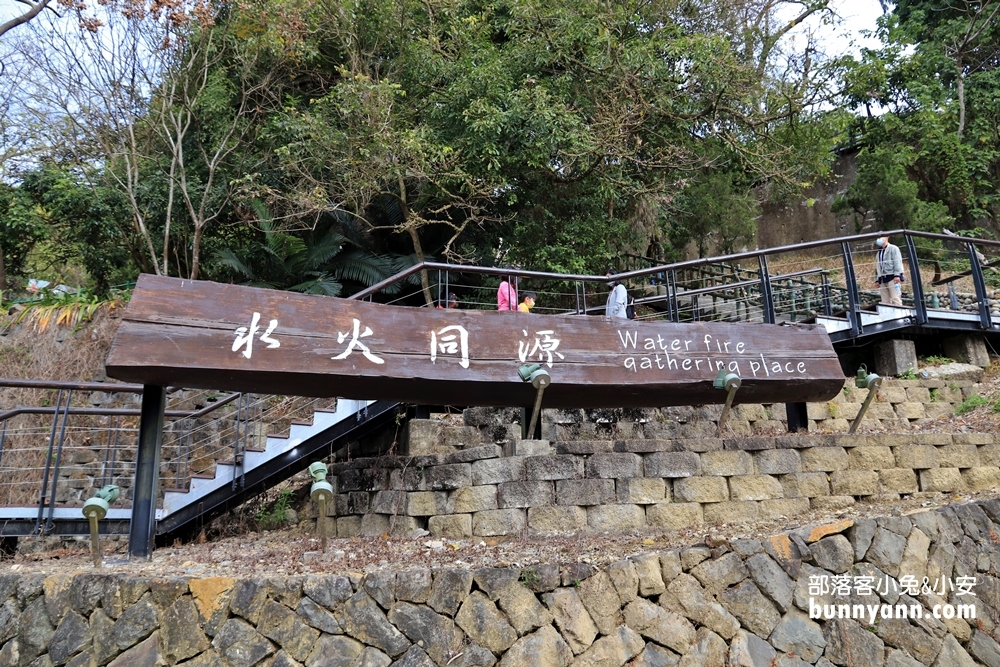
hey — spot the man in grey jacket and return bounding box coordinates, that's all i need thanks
[874,236,904,306]
[605,271,629,318]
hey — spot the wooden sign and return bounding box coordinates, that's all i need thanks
[105,275,845,408]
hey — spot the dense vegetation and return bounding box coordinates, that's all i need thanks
[1,0,998,302]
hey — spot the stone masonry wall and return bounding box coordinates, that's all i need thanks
[329,431,1000,540]
[3,499,1000,666]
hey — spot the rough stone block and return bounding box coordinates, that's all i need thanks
[498,481,553,508]
[722,436,773,451]
[779,473,830,498]
[473,509,526,536]
[880,387,908,403]
[848,446,895,470]
[759,498,810,519]
[528,506,588,533]
[895,403,926,420]
[836,402,861,420]
[879,468,919,493]
[943,334,990,367]
[616,478,667,504]
[586,453,643,479]
[556,440,614,455]
[919,468,965,493]
[700,451,753,476]
[810,496,855,510]
[801,447,848,472]
[337,516,361,537]
[407,492,449,516]
[704,501,759,524]
[961,466,1000,491]
[404,420,444,456]
[613,439,673,453]
[472,458,525,485]
[524,455,584,481]
[875,339,917,377]
[447,485,498,514]
[424,463,472,490]
[555,479,616,506]
[644,452,701,478]
[924,403,955,420]
[755,450,801,475]
[867,402,897,420]
[938,445,980,469]
[729,476,783,501]
[981,444,1000,467]
[587,504,645,532]
[674,477,729,503]
[735,404,768,421]
[505,440,554,457]
[682,438,724,452]
[428,514,472,538]
[646,503,703,530]
[806,403,831,420]
[441,425,484,448]
[360,512,390,536]
[909,388,936,405]
[830,470,879,496]
[894,445,939,469]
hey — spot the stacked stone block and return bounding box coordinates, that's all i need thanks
[4,500,1000,666]
[328,434,1000,539]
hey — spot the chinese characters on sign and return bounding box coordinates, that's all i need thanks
[431,325,470,369]
[332,318,384,365]
[518,329,565,367]
[232,312,567,372]
[232,312,280,359]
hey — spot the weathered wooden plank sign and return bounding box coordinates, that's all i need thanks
[105,274,845,408]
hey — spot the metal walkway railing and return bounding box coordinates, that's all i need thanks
[354,229,1000,344]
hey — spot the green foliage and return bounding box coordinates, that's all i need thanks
[671,172,761,258]
[256,488,294,530]
[920,355,952,365]
[897,368,918,380]
[954,393,990,416]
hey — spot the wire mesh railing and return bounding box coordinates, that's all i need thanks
[0,379,337,535]
[351,229,1000,333]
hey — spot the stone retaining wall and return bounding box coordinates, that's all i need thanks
[448,378,984,445]
[327,432,1000,539]
[3,500,1000,666]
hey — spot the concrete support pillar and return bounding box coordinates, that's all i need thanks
[874,339,917,377]
[943,334,990,367]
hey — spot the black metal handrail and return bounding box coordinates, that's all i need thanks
[348,228,999,331]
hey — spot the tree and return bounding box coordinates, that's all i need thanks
[671,171,762,258]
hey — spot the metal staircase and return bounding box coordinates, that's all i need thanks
[155,398,402,542]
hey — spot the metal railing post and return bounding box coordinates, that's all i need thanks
[35,389,64,536]
[841,242,862,338]
[905,235,928,325]
[129,384,165,560]
[758,256,776,324]
[967,241,992,329]
[45,390,73,534]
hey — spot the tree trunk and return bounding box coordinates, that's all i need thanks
[957,64,966,140]
[0,244,7,296]
[398,175,434,306]
[191,223,203,280]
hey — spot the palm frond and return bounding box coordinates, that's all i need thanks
[215,248,255,280]
[288,275,343,296]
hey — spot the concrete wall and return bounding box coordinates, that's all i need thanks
[2,499,999,666]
